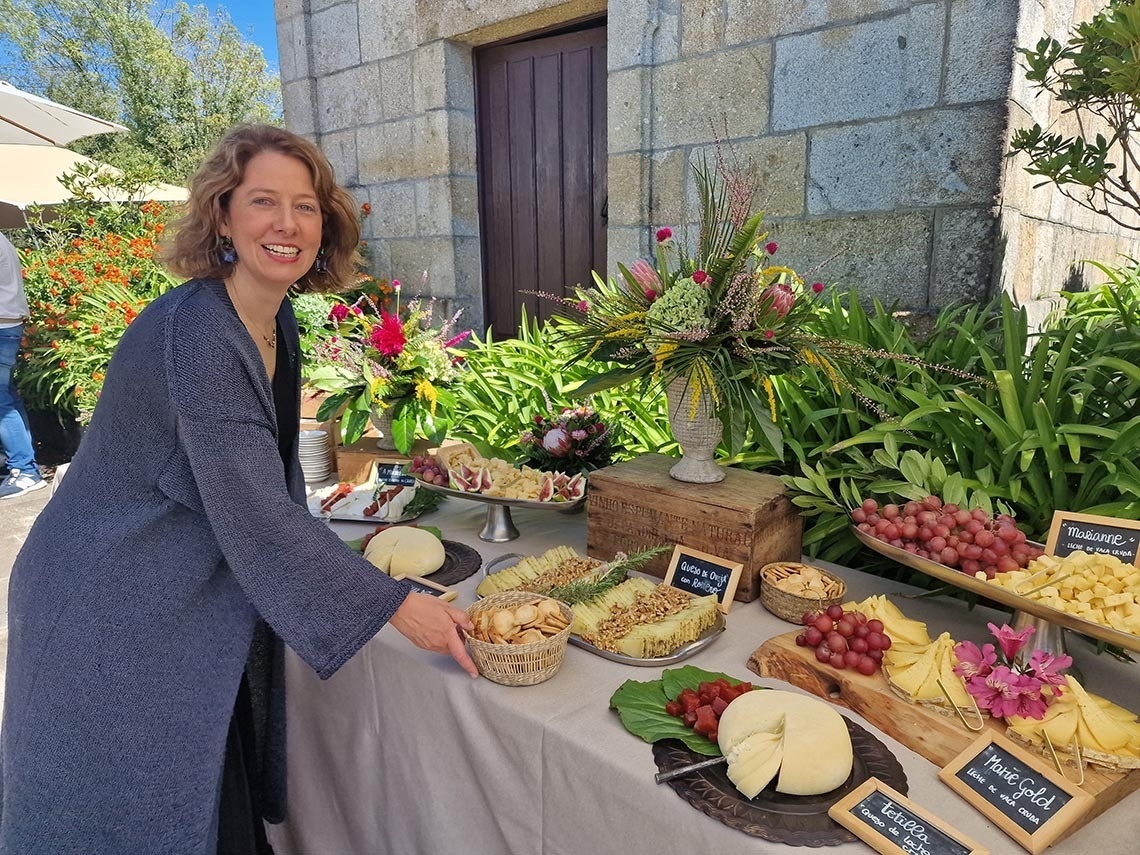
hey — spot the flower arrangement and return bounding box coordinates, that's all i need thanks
[545,151,962,458]
[306,279,471,453]
[953,623,1070,721]
[518,401,617,475]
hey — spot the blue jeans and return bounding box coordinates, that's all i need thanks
[0,324,37,474]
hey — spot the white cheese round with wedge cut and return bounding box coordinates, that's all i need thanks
[363,526,446,577]
[716,690,853,798]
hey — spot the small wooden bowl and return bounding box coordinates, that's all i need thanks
[760,561,847,624]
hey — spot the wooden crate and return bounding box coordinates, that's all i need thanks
[586,454,802,602]
[334,434,435,484]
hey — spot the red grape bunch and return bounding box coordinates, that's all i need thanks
[795,605,890,676]
[409,455,447,485]
[851,495,1042,579]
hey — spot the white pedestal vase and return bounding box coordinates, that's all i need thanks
[368,406,398,450]
[665,375,724,483]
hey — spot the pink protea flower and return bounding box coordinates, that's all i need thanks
[370,311,406,356]
[953,640,997,680]
[989,623,1034,663]
[542,426,571,457]
[329,303,350,322]
[692,269,709,285]
[811,281,825,294]
[762,283,796,318]
[765,241,778,255]
[655,227,673,243]
[629,259,660,290]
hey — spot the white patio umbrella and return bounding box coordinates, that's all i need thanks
[0,144,187,229]
[0,80,128,146]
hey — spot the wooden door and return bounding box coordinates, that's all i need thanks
[475,23,607,338]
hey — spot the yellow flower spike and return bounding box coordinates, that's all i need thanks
[416,378,440,415]
[763,376,777,422]
[654,341,679,373]
[604,327,642,339]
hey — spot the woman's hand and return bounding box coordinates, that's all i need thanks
[389,593,479,677]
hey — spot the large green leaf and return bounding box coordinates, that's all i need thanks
[608,666,760,756]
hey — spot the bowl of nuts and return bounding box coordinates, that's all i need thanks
[465,591,574,686]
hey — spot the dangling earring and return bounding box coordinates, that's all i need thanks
[219,235,238,265]
[315,247,329,274]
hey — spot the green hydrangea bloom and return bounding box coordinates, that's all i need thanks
[645,277,710,333]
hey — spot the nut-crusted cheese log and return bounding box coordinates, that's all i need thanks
[613,595,720,658]
[475,545,589,596]
[575,581,719,657]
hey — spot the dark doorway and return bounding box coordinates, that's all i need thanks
[474,21,607,338]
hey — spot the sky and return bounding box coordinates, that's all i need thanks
[216,1,280,70]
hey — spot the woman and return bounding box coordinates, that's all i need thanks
[0,125,477,854]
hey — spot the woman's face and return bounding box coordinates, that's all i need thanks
[220,150,323,292]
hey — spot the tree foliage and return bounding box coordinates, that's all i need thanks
[1010,0,1140,230]
[0,0,282,182]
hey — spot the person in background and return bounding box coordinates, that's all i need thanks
[0,124,478,855]
[0,231,44,499]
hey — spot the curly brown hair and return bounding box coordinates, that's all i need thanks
[161,124,362,293]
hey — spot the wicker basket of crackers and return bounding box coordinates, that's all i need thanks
[465,591,573,686]
[760,561,847,623]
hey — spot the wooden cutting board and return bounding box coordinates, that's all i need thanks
[750,630,1140,837]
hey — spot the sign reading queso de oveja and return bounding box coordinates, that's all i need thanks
[663,545,743,613]
[1045,510,1140,567]
[938,732,1092,854]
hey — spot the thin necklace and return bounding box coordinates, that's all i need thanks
[226,280,277,349]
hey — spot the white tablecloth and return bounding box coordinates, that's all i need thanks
[267,499,1140,855]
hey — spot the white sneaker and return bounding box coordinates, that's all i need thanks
[0,468,47,499]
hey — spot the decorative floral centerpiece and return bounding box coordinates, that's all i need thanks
[307,280,470,454]
[953,623,1070,721]
[518,402,617,475]
[546,153,875,482]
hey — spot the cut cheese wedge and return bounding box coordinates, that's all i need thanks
[717,690,853,797]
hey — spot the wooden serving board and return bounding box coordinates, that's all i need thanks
[750,630,1140,838]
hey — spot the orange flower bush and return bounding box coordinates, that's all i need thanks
[17,194,178,420]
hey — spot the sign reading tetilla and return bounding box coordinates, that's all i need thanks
[1045,511,1140,566]
[938,732,1092,854]
[829,778,986,855]
[663,545,743,612]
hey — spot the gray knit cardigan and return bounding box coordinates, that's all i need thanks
[0,279,411,854]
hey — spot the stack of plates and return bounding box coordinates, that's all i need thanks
[299,429,333,482]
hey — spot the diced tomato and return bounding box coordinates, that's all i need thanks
[707,727,717,744]
[664,700,684,717]
[682,711,697,727]
[720,684,741,703]
[711,695,729,716]
[680,691,701,715]
[693,704,718,737]
[737,681,753,693]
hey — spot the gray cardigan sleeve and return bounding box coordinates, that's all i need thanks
[163,296,410,679]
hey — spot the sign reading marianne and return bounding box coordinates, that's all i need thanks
[1045,510,1140,566]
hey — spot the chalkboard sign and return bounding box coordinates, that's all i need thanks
[938,733,1092,854]
[662,545,743,613]
[1045,511,1140,566]
[393,574,458,602]
[375,463,417,487]
[829,778,986,855]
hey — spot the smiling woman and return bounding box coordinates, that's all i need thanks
[0,124,480,855]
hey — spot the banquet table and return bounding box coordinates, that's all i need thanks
[267,497,1140,855]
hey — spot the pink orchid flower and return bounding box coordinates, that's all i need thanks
[953,640,997,680]
[988,623,1034,663]
[1028,649,1072,687]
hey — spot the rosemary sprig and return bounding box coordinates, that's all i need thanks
[543,545,672,604]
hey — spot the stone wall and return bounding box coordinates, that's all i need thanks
[280,0,1139,329]
[997,0,1140,327]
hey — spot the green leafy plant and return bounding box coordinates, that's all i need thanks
[1009,0,1140,230]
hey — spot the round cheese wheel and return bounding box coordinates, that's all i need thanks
[717,689,853,798]
[363,527,446,577]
